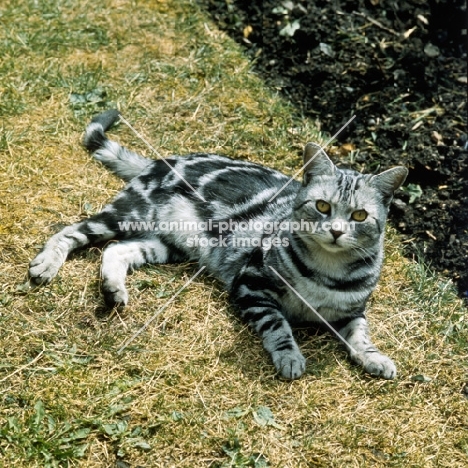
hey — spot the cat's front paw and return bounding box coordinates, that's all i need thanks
[29,251,63,285]
[361,352,397,380]
[272,349,306,380]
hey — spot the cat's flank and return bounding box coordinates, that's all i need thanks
[29,110,408,380]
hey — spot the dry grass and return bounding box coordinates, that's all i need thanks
[0,0,467,466]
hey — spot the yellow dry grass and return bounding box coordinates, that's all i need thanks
[0,0,467,467]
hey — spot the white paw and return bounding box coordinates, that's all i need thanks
[102,281,128,308]
[29,251,63,284]
[361,352,397,380]
[272,349,306,380]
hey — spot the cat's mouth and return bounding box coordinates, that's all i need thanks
[322,242,347,252]
[298,231,348,252]
[318,234,351,253]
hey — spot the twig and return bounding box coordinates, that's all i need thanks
[0,351,44,383]
[353,11,400,37]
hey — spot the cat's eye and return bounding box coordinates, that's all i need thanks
[351,210,368,222]
[316,200,331,214]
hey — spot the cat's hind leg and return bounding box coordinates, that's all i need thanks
[100,237,176,307]
[29,214,118,285]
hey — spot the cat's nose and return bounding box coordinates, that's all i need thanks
[330,229,344,240]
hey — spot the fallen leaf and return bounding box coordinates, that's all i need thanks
[243,25,253,39]
[253,406,284,430]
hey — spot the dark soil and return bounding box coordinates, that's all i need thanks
[201,0,468,300]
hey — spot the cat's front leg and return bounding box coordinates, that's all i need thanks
[261,315,306,379]
[233,294,305,379]
[229,248,305,379]
[338,317,396,379]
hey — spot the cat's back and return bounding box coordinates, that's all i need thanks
[137,152,299,216]
[173,153,294,198]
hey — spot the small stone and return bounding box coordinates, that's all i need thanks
[392,198,407,210]
[319,42,335,58]
[424,43,440,58]
[431,131,443,143]
[462,383,468,398]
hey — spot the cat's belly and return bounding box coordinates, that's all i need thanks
[280,276,368,323]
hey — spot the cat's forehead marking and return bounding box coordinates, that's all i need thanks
[324,171,362,203]
[309,170,378,211]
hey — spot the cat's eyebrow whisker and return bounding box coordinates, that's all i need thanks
[267,114,356,203]
[119,114,207,203]
[116,265,206,354]
[268,266,359,355]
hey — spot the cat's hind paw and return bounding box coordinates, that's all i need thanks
[361,352,397,380]
[272,349,306,380]
[29,251,63,285]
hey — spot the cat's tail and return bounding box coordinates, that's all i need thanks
[83,109,151,182]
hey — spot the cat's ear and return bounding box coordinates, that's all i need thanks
[303,143,335,185]
[370,166,408,201]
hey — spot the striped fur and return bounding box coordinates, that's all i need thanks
[29,110,408,379]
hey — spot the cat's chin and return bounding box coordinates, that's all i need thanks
[319,242,349,254]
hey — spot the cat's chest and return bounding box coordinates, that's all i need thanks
[278,275,366,322]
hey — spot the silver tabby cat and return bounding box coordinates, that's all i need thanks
[29,110,408,380]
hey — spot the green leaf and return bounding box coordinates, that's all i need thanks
[85,87,106,103]
[101,420,128,437]
[82,202,93,214]
[7,417,21,432]
[125,437,151,450]
[107,404,131,417]
[319,42,335,58]
[411,374,432,383]
[171,411,184,422]
[72,443,88,457]
[33,400,45,426]
[224,406,250,420]
[249,453,270,467]
[69,93,87,105]
[401,183,423,204]
[222,437,241,458]
[16,281,31,293]
[60,427,91,442]
[252,406,284,430]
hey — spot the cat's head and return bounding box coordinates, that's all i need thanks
[293,143,408,254]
